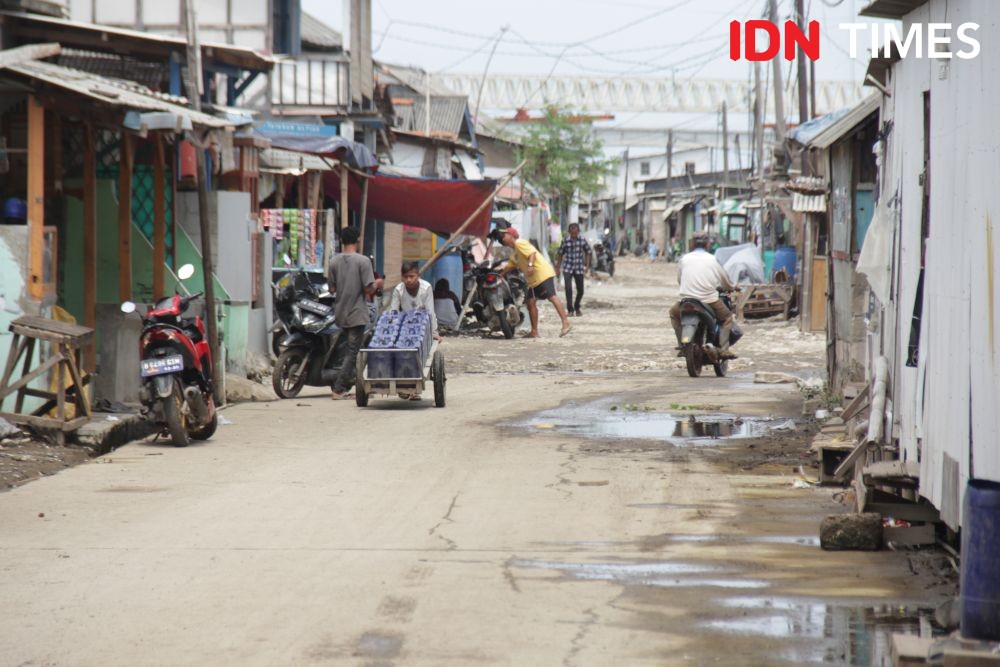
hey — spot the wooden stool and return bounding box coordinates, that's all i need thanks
[0,316,94,444]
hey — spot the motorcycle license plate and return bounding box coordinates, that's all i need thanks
[298,299,331,316]
[141,355,184,377]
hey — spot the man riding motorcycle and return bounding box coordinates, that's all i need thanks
[669,231,737,358]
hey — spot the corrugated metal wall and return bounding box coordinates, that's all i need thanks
[874,0,1000,528]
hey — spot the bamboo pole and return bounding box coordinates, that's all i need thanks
[83,124,97,371]
[358,176,370,254]
[419,159,526,277]
[339,163,348,233]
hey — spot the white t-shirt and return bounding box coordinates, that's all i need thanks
[677,249,734,303]
[389,279,438,333]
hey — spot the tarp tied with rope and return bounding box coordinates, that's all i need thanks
[324,171,498,238]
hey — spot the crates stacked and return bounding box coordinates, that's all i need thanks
[367,310,403,379]
[394,310,432,378]
[365,309,432,379]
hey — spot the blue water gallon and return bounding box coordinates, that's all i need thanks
[771,245,797,282]
[961,479,1000,640]
[430,250,464,300]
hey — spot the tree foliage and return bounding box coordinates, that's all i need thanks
[516,107,615,209]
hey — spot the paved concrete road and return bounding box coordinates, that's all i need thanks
[0,259,953,666]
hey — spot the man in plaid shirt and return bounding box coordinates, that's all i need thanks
[555,223,591,316]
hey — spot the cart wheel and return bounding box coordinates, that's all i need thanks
[355,353,369,407]
[432,350,446,408]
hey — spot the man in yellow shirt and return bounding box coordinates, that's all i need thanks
[498,227,571,338]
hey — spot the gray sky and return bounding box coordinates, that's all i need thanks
[302,0,871,82]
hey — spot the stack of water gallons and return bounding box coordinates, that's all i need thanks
[366,309,432,379]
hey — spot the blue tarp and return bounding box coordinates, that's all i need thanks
[251,123,378,169]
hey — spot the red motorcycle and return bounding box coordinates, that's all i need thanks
[121,265,218,447]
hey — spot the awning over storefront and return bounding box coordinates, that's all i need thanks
[325,171,497,238]
[252,122,378,169]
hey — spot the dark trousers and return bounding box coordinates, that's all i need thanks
[332,325,366,393]
[564,273,585,312]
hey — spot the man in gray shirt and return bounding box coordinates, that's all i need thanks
[327,226,383,399]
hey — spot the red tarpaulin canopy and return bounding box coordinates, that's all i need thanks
[324,171,497,238]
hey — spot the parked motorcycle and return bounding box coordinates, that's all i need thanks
[677,290,742,378]
[121,264,217,447]
[592,242,616,277]
[270,268,379,399]
[468,258,525,339]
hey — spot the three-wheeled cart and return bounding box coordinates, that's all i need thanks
[354,340,446,407]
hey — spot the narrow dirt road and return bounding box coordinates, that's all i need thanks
[0,258,954,666]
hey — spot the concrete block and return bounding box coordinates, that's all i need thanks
[820,512,882,551]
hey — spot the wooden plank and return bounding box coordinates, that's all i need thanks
[64,353,92,418]
[14,338,36,414]
[834,438,873,480]
[841,384,870,421]
[83,123,97,371]
[866,500,940,524]
[118,132,134,302]
[0,413,88,432]
[153,134,166,299]
[0,353,60,402]
[27,95,45,299]
[884,523,936,547]
[56,350,65,422]
[891,633,931,667]
[0,334,26,397]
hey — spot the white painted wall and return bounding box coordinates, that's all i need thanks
[874,0,1000,527]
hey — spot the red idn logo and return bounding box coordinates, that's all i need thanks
[730,20,820,61]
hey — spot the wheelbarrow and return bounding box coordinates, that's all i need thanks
[354,340,446,407]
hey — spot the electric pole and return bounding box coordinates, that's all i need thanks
[768,0,787,164]
[796,0,810,175]
[183,0,223,403]
[722,101,729,201]
[666,129,673,241]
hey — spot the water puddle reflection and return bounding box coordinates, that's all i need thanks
[708,598,939,665]
[522,398,780,445]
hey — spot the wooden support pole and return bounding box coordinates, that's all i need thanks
[358,176,370,254]
[117,132,134,302]
[420,159,526,276]
[339,163,348,233]
[153,134,167,298]
[83,124,97,371]
[26,95,45,300]
[275,174,285,208]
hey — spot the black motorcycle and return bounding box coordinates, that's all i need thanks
[270,269,377,398]
[592,241,615,277]
[678,290,742,378]
[468,258,525,339]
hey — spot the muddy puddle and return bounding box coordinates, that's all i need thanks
[510,558,939,665]
[522,398,784,444]
[709,597,938,665]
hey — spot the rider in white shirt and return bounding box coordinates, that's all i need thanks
[668,232,736,357]
[389,261,439,339]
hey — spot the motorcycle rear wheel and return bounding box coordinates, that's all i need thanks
[273,349,308,398]
[162,382,190,447]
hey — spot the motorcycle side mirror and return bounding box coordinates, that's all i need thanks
[120,301,137,314]
[177,264,195,280]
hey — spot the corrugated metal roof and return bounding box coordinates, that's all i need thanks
[260,148,333,174]
[0,11,274,71]
[395,95,470,139]
[860,0,928,19]
[300,12,342,51]
[809,94,880,150]
[3,59,232,128]
[377,62,457,96]
[792,192,827,213]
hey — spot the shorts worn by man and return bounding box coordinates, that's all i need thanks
[327,226,383,399]
[668,233,737,357]
[496,227,571,338]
